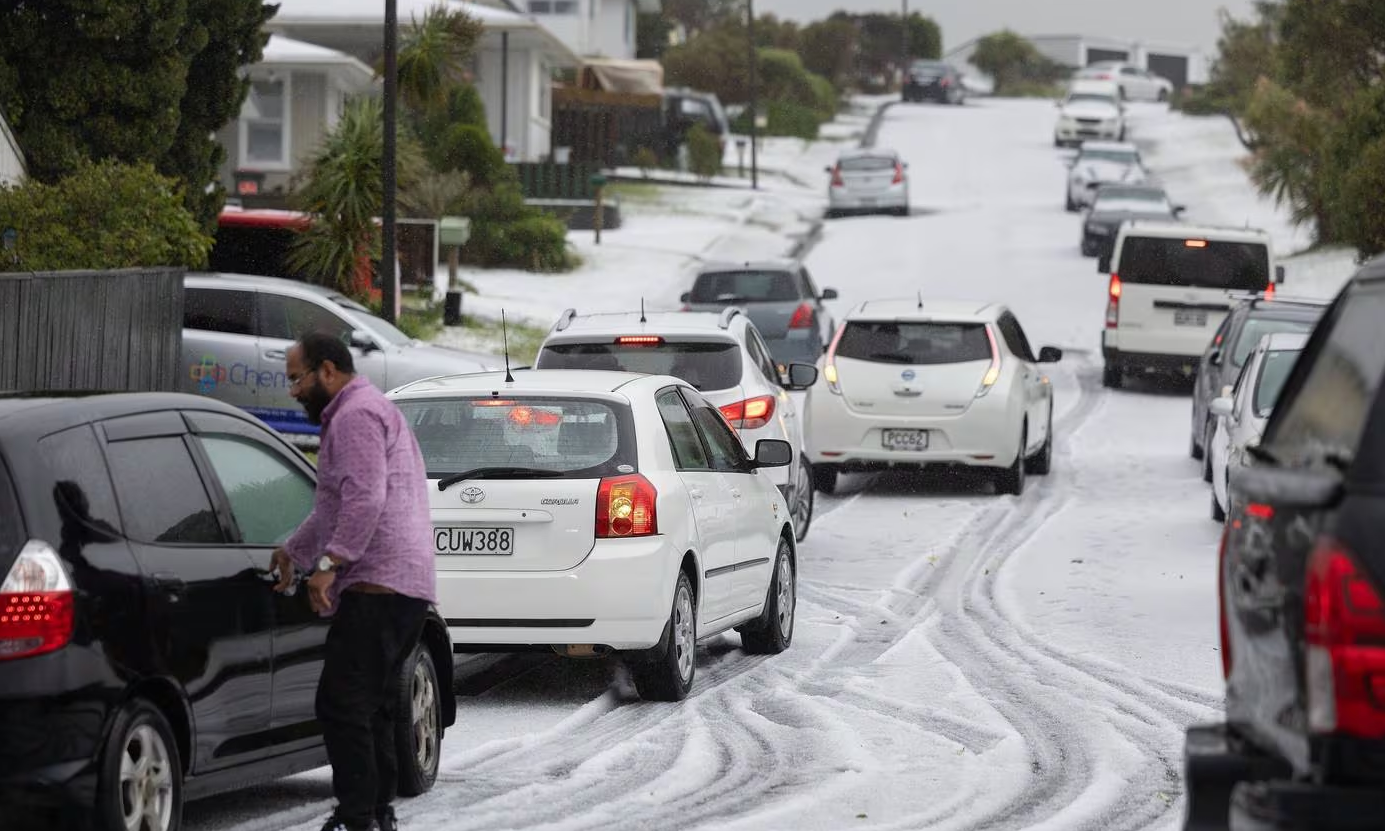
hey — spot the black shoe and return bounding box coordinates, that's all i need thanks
[376,805,398,831]
[319,814,381,831]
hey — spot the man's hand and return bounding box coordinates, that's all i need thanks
[271,548,297,593]
[307,568,337,614]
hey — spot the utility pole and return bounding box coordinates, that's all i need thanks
[382,0,400,323]
[747,0,759,190]
[901,0,909,91]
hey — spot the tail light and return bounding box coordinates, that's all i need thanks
[596,474,658,538]
[720,395,776,430]
[617,336,663,346]
[788,302,815,330]
[1305,538,1385,739]
[1218,525,1232,679]
[830,166,845,188]
[892,162,905,185]
[974,325,1002,398]
[940,77,951,88]
[1265,282,1276,299]
[0,541,75,662]
[1106,273,1122,329]
[823,323,846,395]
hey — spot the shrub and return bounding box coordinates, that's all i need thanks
[632,146,660,175]
[429,123,508,186]
[731,100,821,140]
[809,73,839,119]
[686,123,723,179]
[0,159,212,272]
[463,181,577,271]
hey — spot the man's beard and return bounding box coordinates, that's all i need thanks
[300,383,333,426]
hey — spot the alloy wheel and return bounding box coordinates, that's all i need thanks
[120,724,173,831]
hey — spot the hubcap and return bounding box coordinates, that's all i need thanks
[411,660,438,773]
[119,724,173,831]
[793,462,812,530]
[776,550,795,639]
[674,585,695,683]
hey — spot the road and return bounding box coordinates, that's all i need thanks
[186,98,1226,831]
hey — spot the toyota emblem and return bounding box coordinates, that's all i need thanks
[459,487,486,505]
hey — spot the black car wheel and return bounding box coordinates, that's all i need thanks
[812,463,839,495]
[97,699,183,831]
[995,424,1028,496]
[739,537,795,654]
[792,454,814,543]
[631,571,697,701]
[395,642,441,797]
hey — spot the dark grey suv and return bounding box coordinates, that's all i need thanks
[680,260,838,367]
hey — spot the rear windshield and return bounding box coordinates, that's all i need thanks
[834,321,991,365]
[1079,149,1137,164]
[0,455,23,568]
[1231,316,1316,367]
[840,156,898,172]
[1254,349,1301,418]
[536,341,743,392]
[1068,94,1116,106]
[1118,237,1270,290]
[690,270,799,303]
[397,397,633,478]
[910,63,947,77]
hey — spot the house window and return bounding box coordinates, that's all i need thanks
[240,76,291,169]
[530,0,577,13]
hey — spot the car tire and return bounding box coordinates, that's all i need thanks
[1065,191,1078,212]
[1158,89,1170,103]
[1203,424,1216,484]
[96,699,183,831]
[1211,488,1227,523]
[1190,425,1204,460]
[394,642,441,797]
[792,454,814,543]
[1102,362,1123,389]
[995,425,1027,496]
[1026,409,1054,475]
[812,463,839,495]
[739,537,796,655]
[631,571,696,702]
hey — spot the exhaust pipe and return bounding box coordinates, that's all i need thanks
[554,644,612,659]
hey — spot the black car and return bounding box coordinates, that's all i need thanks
[1183,255,1385,830]
[0,392,456,831]
[903,60,965,105]
[1081,183,1185,258]
[1190,294,1327,475]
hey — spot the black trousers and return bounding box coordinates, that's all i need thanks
[316,591,428,825]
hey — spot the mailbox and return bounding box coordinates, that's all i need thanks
[439,216,472,247]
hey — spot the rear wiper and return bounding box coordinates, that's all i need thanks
[868,353,914,364]
[438,467,564,491]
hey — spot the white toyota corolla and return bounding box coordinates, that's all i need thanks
[806,299,1063,496]
[387,369,798,701]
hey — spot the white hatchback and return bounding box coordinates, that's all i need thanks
[388,370,798,701]
[806,299,1063,496]
[1065,141,1147,211]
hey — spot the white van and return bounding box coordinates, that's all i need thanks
[1099,221,1284,388]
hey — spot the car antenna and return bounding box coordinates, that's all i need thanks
[640,297,647,323]
[501,309,515,383]
[917,291,924,310]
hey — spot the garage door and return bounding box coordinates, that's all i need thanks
[1147,54,1189,89]
[1087,48,1130,65]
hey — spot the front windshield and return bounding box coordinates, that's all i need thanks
[1092,194,1171,214]
[1067,93,1116,106]
[1080,149,1138,165]
[330,295,414,346]
[1254,349,1301,418]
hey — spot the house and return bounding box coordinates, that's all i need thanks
[0,108,24,187]
[523,0,662,60]
[946,35,1208,90]
[218,34,376,199]
[265,0,580,162]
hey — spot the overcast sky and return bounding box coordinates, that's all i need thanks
[753,0,1257,54]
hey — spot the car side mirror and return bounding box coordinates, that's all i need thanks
[824,166,834,174]
[820,288,839,300]
[1038,346,1063,363]
[1098,254,1112,274]
[679,291,691,303]
[1210,397,1235,419]
[784,362,819,390]
[349,329,379,353]
[1208,348,1223,367]
[1173,205,1187,216]
[1275,265,1286,285]
[753,438,793,468]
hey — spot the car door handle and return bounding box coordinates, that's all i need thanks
[152,572,187,602]
[264,349,287,360]
[688,488,704,500]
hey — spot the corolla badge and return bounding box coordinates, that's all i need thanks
[459,487,486,505]
[901,370,916,381]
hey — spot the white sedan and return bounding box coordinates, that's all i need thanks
[806,299,1063,496]
[1076,62,1175,102]
[387,369,798,701]
[1066,141,1147,211]
[1209,331,1309,522]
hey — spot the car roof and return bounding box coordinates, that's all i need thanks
[186,271,352,302]
[1355,254,1385,282]
[1079,141,1138,153]
[1118,221,1271,242]
[387,369,675,399]
[1237,297,1328,317]
[694,258,800,274]
[846,298,1001,323]
[837,147,900,160]
[0,391,265,442]
[547,310,745,339]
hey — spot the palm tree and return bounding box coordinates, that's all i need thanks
[393,6,485,115]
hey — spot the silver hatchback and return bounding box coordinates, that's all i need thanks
[825,149,910,218]
[182,273,497,440]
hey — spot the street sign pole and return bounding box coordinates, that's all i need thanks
[382,0,399,323]
[748,0,758,191]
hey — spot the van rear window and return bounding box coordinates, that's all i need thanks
[835,321,991,365]
[1119,237,1269,291]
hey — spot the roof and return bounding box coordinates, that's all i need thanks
[388,369,669,398]
[0,391,255,434]
[272,0,530,27]
[694,258,800,274]
[186,271,350,302]
[847,298,1001,322]
[1118,221,1271,242]
[261,33,370,71]
[836,147,901,160]
[548,310,745,338]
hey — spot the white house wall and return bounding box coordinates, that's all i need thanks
[477,43,544,161]
[0,114,24,186]
[592,0,635,59]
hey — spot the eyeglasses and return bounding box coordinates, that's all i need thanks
[287,365,321,391]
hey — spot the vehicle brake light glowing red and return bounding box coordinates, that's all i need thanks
[1245,503,1274,521]
[892,162,905,185]
[596,475,658,538]
[788,302,815,329]
[1106,274,1122,329]
[830,166,845,188]
[616,336,663,346]
[720,395,776,430]
[1305,539,1385,738]
[0,542,74,662]
[1185,239,1208,248]
[1265,282,1276,299]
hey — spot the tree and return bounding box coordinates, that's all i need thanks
[971,30,1061,94]
[664,0,741,38]
[827,11,943,89]
[905,13,943,62]
[636,12,674,59]
[662,23,753,104]
[392,6,484,114]
[798,19,858,90]
[754,14,800,51]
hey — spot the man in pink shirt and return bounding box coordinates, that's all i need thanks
[271,332,438,831]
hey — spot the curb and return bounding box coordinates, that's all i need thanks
[860,99,900,149]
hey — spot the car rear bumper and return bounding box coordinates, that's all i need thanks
[437,536,678,651]
[1231,780,1385,831]
[828,188,908,212]
[1103,334,1202,376]
[904,84,952,101]
[807,393,1020,469]
[1056,125,1121,143]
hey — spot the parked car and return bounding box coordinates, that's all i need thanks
[387,370,798,702]
[1098,221,1285,388]
[182,273,495,439]
[903,60,966,104]
[663,87,731,159]
[1081,183,1185,258]
[0,391,456,830]
[823,148,911,218]
[1182,255,1385,831]
[1191,293,1327,467]
[806,298,1062,496]
[1207,331,1308,522]
[1054,80,1126,148]
[679,259,839,368]
[1065,141,1147,211]
[535,307,819,541]
[1075,61,1174,102]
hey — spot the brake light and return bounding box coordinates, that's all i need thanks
[1246,503,1274,521]
[892,162,905,185]
[788,302,815,330]
[1265,282,1276,299]
[823,323,846,395]
[940,77,951,88]
[0,541,74,662]
[595,474,658,538]
[617,336,663,346]
[975,325,1002,398]
[1185,239,1208,248]
[1106,273,1122,329]
[720,395,776,430]
[830,166,844,188]
[506,406,562,428]
[1218,526,1232,679]
[1305,539,1385,738]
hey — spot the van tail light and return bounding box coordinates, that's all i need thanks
[720,395,776,430]
[892,162,905,185]
[1305,538,1385,739]
[975,325,1003,398]
[1218,525,1233,679]
[1106,273,1122,329]
[788,302,815,329]
[595,474,658,538]
[823,323,846,395]
[1265,282,1276,299]
[830,166,845,188]
[0,541,75,662]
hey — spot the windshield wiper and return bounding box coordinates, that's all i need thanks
[437,467,564,491]
[868,353,915,364]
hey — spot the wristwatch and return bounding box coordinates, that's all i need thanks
[316,555,340,573]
